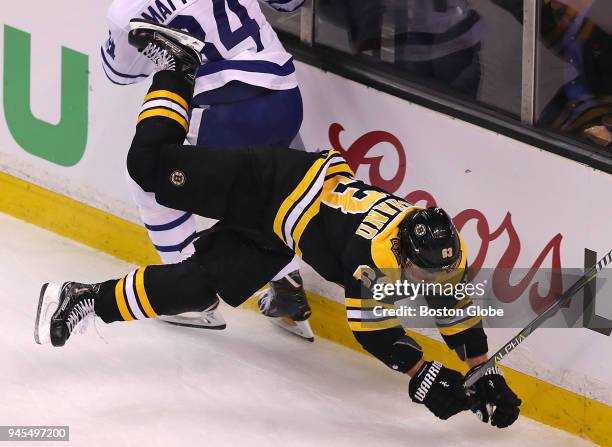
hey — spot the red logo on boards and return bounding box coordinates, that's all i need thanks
[328,123,564,313]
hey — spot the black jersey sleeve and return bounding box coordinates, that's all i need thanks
[344,267,424,373]
[422,256,488,360]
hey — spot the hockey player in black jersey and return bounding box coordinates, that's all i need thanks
[34,20,520,428]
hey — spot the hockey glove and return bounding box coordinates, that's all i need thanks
[467,365,521,428]
[408,361,471,420]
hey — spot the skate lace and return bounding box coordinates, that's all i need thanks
[142,43,176,71]
[254,288,274,314]
[66,298,95,335]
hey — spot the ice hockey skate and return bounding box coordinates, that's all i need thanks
[159,296,226,330]
[128,18,205,81]
[257,271,314,342]
[34,282,98,347]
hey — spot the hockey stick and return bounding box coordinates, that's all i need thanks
[463,247,612,389]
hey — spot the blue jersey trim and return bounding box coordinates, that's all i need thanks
[145,212,193,232]
[101,68,133,85]
[100,47,150,80]
[196,58,295,78]
[153,232,196,253]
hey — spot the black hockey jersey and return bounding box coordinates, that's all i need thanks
[271,150,487,371]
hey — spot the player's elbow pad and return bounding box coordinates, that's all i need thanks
[384,335,424,373]
[355,331,423,374]
[127,144,158,192]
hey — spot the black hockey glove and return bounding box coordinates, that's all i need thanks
[467,365,521,428]
[408,361,471,420]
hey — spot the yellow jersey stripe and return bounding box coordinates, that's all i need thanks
[115,277,134,321]
[325,162,354,177]
[138,108,189,132]
[348,318,402,332]
[437,316,482,336]
[143,90,189,110]
[345,298,395,309]
[273,151,340,244]
[454,297,472,309]
[135,268,158,318]
[293,199,322,257]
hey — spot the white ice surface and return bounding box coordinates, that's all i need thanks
[0,213,596,447]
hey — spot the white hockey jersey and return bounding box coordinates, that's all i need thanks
[102,0,303,102]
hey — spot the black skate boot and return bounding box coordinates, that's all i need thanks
[34,282,99,347]
[258,271,314,342]
[128,18,205,83]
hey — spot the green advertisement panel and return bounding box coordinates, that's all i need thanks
[3,25,88,166]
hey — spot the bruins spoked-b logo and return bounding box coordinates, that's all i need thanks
[170,170,186,187]
[414,223,426,237]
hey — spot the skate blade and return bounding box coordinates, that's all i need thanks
[34,283,61,345]
[128,19,206,52]
[159,314,226,330]
[270,317,315,342]
[160,319,227,330]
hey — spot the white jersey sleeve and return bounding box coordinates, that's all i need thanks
[259,0,305,13]
[104,0,299,99]
[101,13,154,85]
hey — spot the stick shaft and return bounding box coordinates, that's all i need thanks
[463,247,612,388]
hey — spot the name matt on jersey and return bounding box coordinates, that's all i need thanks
[140,0,195,23]
[102,0,302,93]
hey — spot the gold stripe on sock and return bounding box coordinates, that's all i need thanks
[135,267,158,318]
[115,277,134,321]
[143,90,189,110]
[137,108,189,132]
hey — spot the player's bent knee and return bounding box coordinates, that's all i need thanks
[172,257,219,314]
[145,255,218,316]
[127,143,159,192]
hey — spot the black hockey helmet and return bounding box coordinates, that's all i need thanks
[399,207,461,270]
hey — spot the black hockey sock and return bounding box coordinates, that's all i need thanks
[134,70,193,146]
[94,257,218,323]
[95,280,124,323]
[127,70,194,192]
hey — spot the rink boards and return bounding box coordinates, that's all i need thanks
[0,2,611,445]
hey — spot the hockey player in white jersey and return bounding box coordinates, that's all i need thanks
[101,0,313,339]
